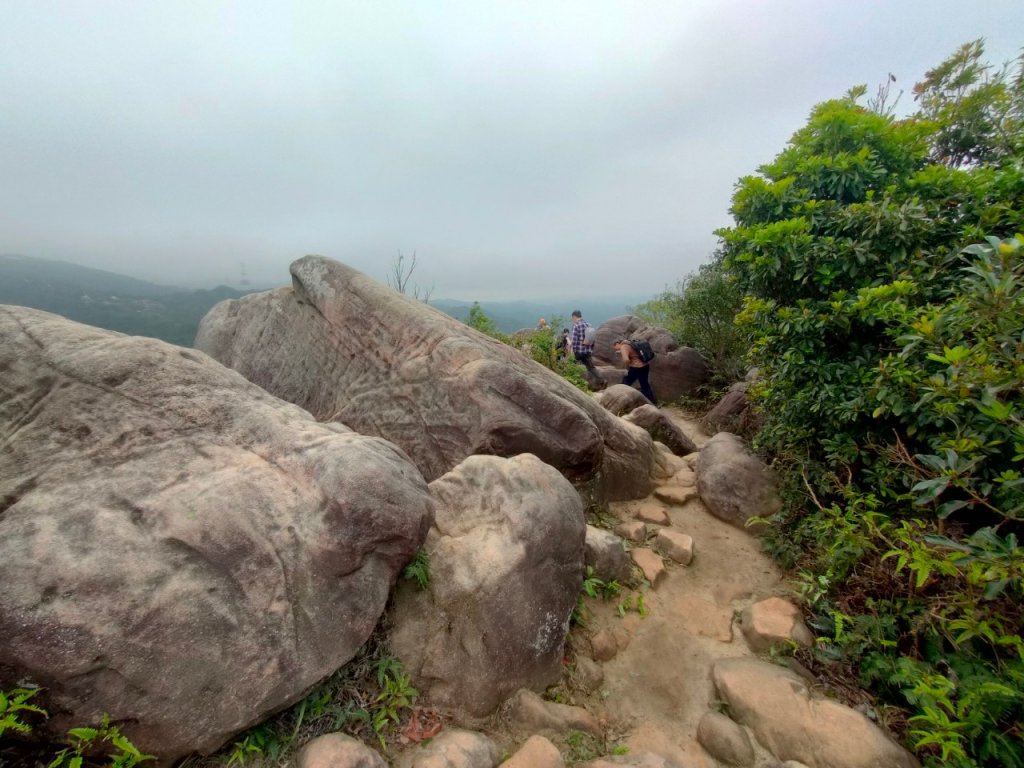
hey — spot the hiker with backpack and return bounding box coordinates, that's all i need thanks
[613,338,657,404]
[555,328,570,361]
[568,310,603,390]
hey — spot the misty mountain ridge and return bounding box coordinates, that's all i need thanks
[0,255,652,344]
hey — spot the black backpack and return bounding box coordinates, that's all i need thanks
[629,338,656,363]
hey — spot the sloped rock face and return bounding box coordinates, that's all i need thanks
[390,454,585,717]
[591,315,710,401]
[623,405,697,456]
[702,381,750,434]
[713,659,919,768]
[696,432,780,532]
[195,256,655,502]
[0,306,434,762]
[594,384,650,416]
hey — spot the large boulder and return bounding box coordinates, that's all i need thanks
[390,454,585,717]
[696,432,781,532]
[594,384,650,416]
[702,381,751,434]
[195,257,656,502]
[590,315,710,401]
[712,659,919,768]
[0,306,434,762]
[623,405,698,456]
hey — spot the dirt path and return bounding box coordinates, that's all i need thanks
[570,411,785,766]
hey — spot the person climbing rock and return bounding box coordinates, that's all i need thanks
[569,310,603,390]
[614,338,656,403]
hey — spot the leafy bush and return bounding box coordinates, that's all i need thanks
[633,260,745,383]
[716,40,1024,767]
[401,548,431,590]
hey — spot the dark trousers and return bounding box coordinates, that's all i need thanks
[623,365,656,403]
[574,350,603,389]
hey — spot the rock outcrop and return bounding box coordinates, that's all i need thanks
[702,381,750,434]
[195,257,656,502]
[712,659,919,768]
[696,432,780,532]
[590,315,710,401]
[623,405,697,456]
[390,454,585,717]
[0,307,434,761]
[594,384,650,416]
[739,597,814,653]
[297,734,388,768]
[584,525,633,583]
[394,728,499,768]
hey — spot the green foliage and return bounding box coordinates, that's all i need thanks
[616,592,647,619]
[565,730,602,765]
[465,301,506,341]
[581,566,622,601]
[555,357,592,393]
[914,40,1024,167]
[402,548,431,590]
[633,260,745,383]
[572,566,622,626]
[562,729,629,766]
[369,657,418,749]
[716,40,1024,767]
[0,687,46,737]
[49,716,155,768]
[222,637,418,764]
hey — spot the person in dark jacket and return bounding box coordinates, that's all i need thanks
[613,339,656,403]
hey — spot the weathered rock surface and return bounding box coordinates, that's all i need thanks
[696,711,754,767]
[391,454,585,717]
[499,735,563,768]
[590,315,710,401]
[630,548,666,586]
[696,433,780,532]
[702,381,750,434]
[589,630,619,662]
[506,688,602,736]
[572,656,605,694]
[634,502,671,526]
[0,306,433,761]
[740,597,814,653]
[297,734,388,768]
[594,384,650,416]
[653,529,694,566]
[652,485,698,506]
[613,520,647,543]
[195,256,656,502]
[651,444,689,481]
[713,659,920,768]
[623,405,698,456]
[395,728,500,768]
[581,754,682,768]
[584,525,633,583]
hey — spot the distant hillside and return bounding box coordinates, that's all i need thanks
[429,296,651,334]
[0,255,653,345]
[0,255,258,347]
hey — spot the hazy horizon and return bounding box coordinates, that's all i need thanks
[3,2,1022,300]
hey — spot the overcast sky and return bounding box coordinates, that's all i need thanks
[2,2,1022,300]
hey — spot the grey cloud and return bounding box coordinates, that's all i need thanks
[2,0,1022,298]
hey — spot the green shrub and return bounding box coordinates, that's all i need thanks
[716,40,1024,767]
[633,260,745,384]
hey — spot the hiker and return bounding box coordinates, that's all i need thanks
[568,310,603,389]
[614,338,656,403]
[537,317,548,330]
[555,328,570,361]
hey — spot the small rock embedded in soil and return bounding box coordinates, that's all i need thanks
[653,529,694,565]
[630,548,666,586]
